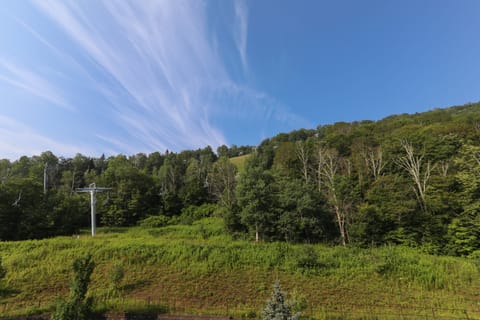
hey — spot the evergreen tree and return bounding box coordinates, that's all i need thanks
[262,281,300,320]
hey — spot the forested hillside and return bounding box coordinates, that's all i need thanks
[1,103,480,256]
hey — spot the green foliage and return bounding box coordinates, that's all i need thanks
[262,281,300,320]
[230,154,251,174]
[446,216,480,256]
[177,203,219,225]
[138,215,171,228]
[237,158,278,241]
[0,220,479,318]
[101,155,157,226]
[351,175,417,245]
[109,262,125,296]
[52,254,95,320]
[209,157,237,209]
[0,256,6,293]
[3,102,480,255]
[276,177,334,243]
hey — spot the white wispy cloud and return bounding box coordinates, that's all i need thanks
[12,16,96,84]
[234,0,249,72]
[20,0,309,154]
[0,115,94,159]
[0,59,74,111]
[31,0,229,151]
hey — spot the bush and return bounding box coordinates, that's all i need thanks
[110,262,125,296]
[138,215,170,228]
[0,256,6,293]
[0,256,6,280]
[294,246,322,270]
[52,254,95,320]
[178,204,219,225]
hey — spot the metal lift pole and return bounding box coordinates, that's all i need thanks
[76,183,112,236]
[90,189,96,236]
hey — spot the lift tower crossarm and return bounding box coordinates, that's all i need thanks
[75,183,112,237]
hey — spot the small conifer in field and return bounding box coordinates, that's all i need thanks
[262,281,300,320]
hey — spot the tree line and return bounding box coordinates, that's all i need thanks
[1,103,480,256]
[231,103,480,256]
[0,146,234,240]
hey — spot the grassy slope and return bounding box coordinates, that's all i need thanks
[0,218,479,319]
[229,154,251,175]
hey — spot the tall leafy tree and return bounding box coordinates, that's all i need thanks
[180,158,209,206]
[352,175,418,245]
[101,155,157,226]
[276,175,333,243]
[237,157,277,241]
[208,157,237,209]
[446,144,480,255]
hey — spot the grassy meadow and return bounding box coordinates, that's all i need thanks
[0,217,479,319]
[229,154,251,174]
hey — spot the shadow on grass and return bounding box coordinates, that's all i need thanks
[0,287,21,298]
[122,279,153,293]
[78,227,130,235]
[93,312,159,320]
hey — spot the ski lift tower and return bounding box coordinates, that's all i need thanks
[76,183,112,236]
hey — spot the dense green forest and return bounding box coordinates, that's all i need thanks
[1,103,480,256]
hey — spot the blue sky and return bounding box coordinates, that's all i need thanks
[0,1,479,159]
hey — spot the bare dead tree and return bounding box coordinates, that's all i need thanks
[396,140,434,213]
[295,141,310,185]
[362,147,387,180]
[315,147,350,246]
[12,191,22,207]
[438,160,450,177]
[343,158,352,178]
[315,145,328,192]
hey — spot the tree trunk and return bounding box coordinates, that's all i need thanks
[335,205,346,246]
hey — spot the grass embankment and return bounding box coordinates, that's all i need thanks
[0,218,479,319]
[229,154,251,174]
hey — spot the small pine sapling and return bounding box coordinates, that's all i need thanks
[262,281,300,320]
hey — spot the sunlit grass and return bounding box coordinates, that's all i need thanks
[0,217,479,319]
[229,154,251,174]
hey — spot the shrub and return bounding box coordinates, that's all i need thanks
[52,254,95,320]
[178,204,219,224]
[110,262,125,296]
[0,256,6,280]
[138,215,170,228]
[0,256,6,293]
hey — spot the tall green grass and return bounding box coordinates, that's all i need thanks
[0,217,479,319]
